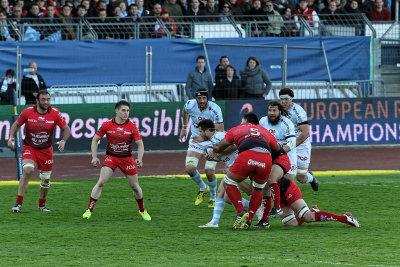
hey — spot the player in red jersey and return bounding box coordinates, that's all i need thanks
[213,112,285,229]
[82,100,151,221]
[7,90,71,213]
[275,177,360,227]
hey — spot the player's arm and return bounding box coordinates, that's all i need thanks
[179,107,189,142]
[213,138,231,153]
[57,124,71,152]
[135,139,144,168]
[215,123,224,132]
[91,134,102,167]
[284,135,296,153]
[296,123,310,147]
[7,121,22,149]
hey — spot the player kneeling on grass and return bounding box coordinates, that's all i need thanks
[256,176,360,228]
[82,100,151,221]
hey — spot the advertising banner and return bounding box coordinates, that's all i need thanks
[0,101,225,154]
[225,98,400,146]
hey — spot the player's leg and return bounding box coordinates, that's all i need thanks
[204,160,217,207]
[37,146,53,211]
[12,158,36,212]
[296,143,318,191]
[185,146,209,205]
[266,164,284,216]
[126,174,151,221]
[82,166,113,219]
[199,178,226,228]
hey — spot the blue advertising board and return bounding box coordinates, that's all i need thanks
[225,98,400,146]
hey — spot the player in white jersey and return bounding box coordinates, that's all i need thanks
[196,119,256,228]
[279,88,318,191]
[259,100,297,217]
[179,89,224,207]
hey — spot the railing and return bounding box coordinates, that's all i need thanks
[42,80,384,104]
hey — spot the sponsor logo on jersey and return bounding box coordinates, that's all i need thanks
[247,159,265,168]
[298,155,308,161]
[45,120,54,123]
[28,119,37,122]
[117,127,123,131]
[110,142,129,152]
[38,117,45,121]
[124,131,132,135]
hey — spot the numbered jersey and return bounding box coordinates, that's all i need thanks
[287,103,309,138]
[96,118,142,158]
[224,123,278,153]
[259,116,295,148]
[184,99,223,137]
[17,105,67,149]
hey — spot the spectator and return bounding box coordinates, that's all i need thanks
[204,0,219,20]
[21,62,47,105]
[264,0,284,36]
[273,0,295,14]
[40,5,61,40]
[213,64,242,100]
[136,0,150,17]
[149,3,162,16]
[228,0,243,15]
[187,0,206,20]
[9,5,22,22]
[307,0,321,12]
[368,0,391,20]
[119,1,128,17]
[36,0,46,17]
[240,56,271,99]
[0,69,16,105]
[281,7,300,36]
[155,8,177,37]
[59,5,77,40]
[239,0,252,14]
[321,0,346,24]
[219,2,231,22]
[0,0,12,16]
[345,0,361,12]
[294,0,320,36]
[75,4,88,18]
[215,55,230,87]
[127,4,141,21]
[185,56,213,99]
[82,0,95,17]
[26,3,41,23]
[0,10,14,41]
[163,0,184,17]
[91,8,115,39]
[179,0,190,15]
[245,0,268,37]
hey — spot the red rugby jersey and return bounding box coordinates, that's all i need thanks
[17,105,67,149]
[96,118,142,157]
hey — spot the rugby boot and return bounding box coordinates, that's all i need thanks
[254,219,270,229]
[309,172,319,191]
[208,199,215,208]
[194,186,209,206]
[268,207,283,217]
[198,221,219,228]
[38,206,51,212]
[240,219,252,230]
[139,210,151,221]
[233,210,249,230]
[82,209,92,219]
[344,212,360,227]
[12,203,22,213]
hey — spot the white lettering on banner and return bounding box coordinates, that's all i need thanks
[247,159,266,168]
[110,142,129,152]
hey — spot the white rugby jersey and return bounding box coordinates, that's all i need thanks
[210,131,238,166]
[184,99,223,137]
[287,103,310,143]
[259,115,296,152]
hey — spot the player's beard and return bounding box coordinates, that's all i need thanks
[38,102,49,111]
[268,116,280,125]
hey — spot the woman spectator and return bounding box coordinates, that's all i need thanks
[281,7,299,36]
[213,64,242,100]
[240,56,272,99]
[119,1,128,17]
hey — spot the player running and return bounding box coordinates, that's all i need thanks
[279,88,319,191]
[8,90,71,212]
[82,100,151,221]
[179,88,224,208]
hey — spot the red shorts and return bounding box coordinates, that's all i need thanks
[229,150,272,182]
[280,180,302,208]
[102,155,137,176]
[22,145,53,171]
[272,154,291,175]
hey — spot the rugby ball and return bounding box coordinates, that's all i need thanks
[206,146,228,162]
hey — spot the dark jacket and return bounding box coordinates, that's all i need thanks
[0,79,16,105]
[240,65,271,97]
[213,75,242,100]
[21,74,47,104]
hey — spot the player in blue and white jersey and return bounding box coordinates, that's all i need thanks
[279,88,318,191]
[196,119,255,228]
[179,89,224,207]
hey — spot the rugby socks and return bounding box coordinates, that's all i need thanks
[136,198,145,212]
[16,195,24,205]
[306,172,314,183]
[295,215,305,226]
[225,185,244,213]
[211,198,225,224]
[314,211,347,223]
[248,190,263,222]
[87,197,98,212]
[39,198,46,207]
[192,171,207,191]
[269,183,281,209]
[262,196,272,221]
[208,178,217,200]
[241,197,249,209]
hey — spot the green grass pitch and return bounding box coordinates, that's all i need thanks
[0,171,399,267]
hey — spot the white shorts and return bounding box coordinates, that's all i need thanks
[188,138,212,154]
[287,149,297,175]
[296,141,311,169]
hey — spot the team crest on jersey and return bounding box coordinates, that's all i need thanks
[118,134,122,139]
[284,161,288,165]
[39,124,43,128]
